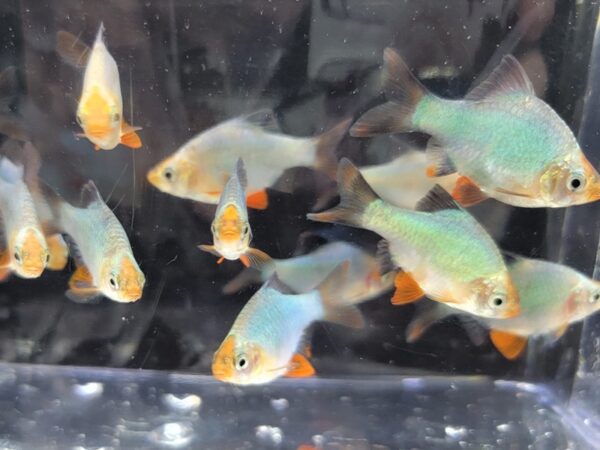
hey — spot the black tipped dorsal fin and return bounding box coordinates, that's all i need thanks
[242,109,280,133]
[415,185,460,212]
[466,55,534,101]
[80,180,103,207]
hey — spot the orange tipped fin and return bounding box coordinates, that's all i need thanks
[490,329,527,360]
[244,247,272,271]
[391,271,424,305]
[120,122,142,149]
[66,265,99,302]
[452,176,487,207]
[0,268,11,282]
[285,353,316,378]
[46,234,69,271]
[239,255,251,268]
[217,257,225,264]
[246,190,268,210]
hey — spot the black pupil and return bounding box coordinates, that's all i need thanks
[165,170,172,180]
[14,252,19,261]
[238,358,246,368]
[110,278,116,287]
[46,254,50,262]
[571,178,581,189]
[493,298,503,306]
[594,294,600,301]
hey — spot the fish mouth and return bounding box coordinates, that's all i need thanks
[18,265,44,278]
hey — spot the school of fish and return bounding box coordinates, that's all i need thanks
[0,21,599,386]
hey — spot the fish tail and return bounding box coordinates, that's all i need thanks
[318,262,365,329]
[307,158,380,227]
[314,118,352,178]
[405,303,454,343]
[350,48,427,137]
[222,262,274,294]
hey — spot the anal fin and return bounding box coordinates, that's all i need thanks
[120,121,142,149]
[452,176,488,207]
[67,265,99,303]
[490,329,527,360]
[246,190,268,210]
[284,353,316,378]
[391,271,425,305]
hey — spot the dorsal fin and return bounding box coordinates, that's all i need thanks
[415,185,460,212]
[466,55,534,101]
[79,180,103,207]
[235,158,248,190]
[265,272,296,295]
[241,109,280,133]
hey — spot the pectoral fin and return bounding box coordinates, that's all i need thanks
[391,271,424,305]
[284,353,316,378]
[242,248,272,271]
[66,265,99,303]
[0,268,11,282]
[0,250,10,269]
[452,176,488,207]
[120,122,142,149]
[489,329,527,360]
[46,234,69,271]
[246,190,268,210]
[198,244,221,258]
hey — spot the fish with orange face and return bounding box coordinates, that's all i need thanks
[212,263,364,385]
[199,159,271,269]
[0,157,49,280]
[57,24,142,151]
[52,181,145,303]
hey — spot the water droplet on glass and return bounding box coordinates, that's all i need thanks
[445,425,467,440]
[162,393,202,412]
[270,398,289,412]
[149,422,194,448]
[255,425,283,447]
[496,423,512,433]
[73,382,104,399]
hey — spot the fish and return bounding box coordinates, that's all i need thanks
[146,110,350,209]
[57,24,142,151]
[406,256,600,359]
[223,241,393,303]
[0,157,49,280]
[51,181,145,303]
[360,149,457,208]
[212,263,364,385]
[307,158,519,319]
[198,158,272,268]
[350,48,600,208]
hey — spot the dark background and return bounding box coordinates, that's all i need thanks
[0,0,597,390]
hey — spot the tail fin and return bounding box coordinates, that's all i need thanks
[350,48,427,137]
[222,266,270,294]
[406,302,454,343]
[318,262,365,329]
[314,118,351,178]
[307,158,380,227]
[56,30,91,68]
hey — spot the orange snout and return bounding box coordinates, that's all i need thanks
[212,335,236,382]
[17,229,47,278]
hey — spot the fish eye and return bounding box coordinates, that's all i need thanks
[488,294,505,309]
[109,277,118,290]
[13,252,20,263]
[242,225,249,236]
[591,292,600,304]
[235,355,249,371]
[113,113,121,122]
[163,168,174,182]
[567,174,586,192]
[45,254,50,263]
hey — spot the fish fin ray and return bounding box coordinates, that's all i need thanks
[239,255,251,268]
[406,303,454,343]
[285,353,316,378]
[265,271,296,295]
[425,139,456,177]
[198,244,221,258]
[307,158,379,227]
[416,184,460,212]
[46,234,69,271]
[222,267,264,294]
[451,176,488,207]
[376,239,396,275]
[56,30,91,68]
[314,118,351,179]
[246,190,268,210]
[243,247,272,271]
[391,271,425,305]
[466,55,534,101]
[120,122,142,149]
[242,109,281,133]
[319,262,365,329]
[350,48,426,137]
[489,329,527,360]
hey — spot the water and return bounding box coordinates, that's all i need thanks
[0,0,599,448]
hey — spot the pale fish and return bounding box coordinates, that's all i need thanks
[198,158,271,268]
[57,24,142,150]
[147,110,350,209]
[53,181,145,303]
[212,263,364,385]
[407,256,600,359]
[307,158,520,319]
[351,48,600,208]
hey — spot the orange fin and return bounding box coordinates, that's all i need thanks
[0,250,10,269]
[46,234,69,271]
[452,176,488,207]
[94,145,101,151]
[285,353,316,378]
[217,256,225,264]
[66,265,99,302]
[246,190,268,210]
[0,268,11,282]
[391,271,424,305]
[239,254,251,268]
[120,122,142,149]
[243,247,272,271]
[490,329,527,360]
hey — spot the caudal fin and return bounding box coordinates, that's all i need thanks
[350,48,426,137]
[406,302,455,343]
[318,262,365,329]
[314,118,352,178]
[307,158,380,228]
